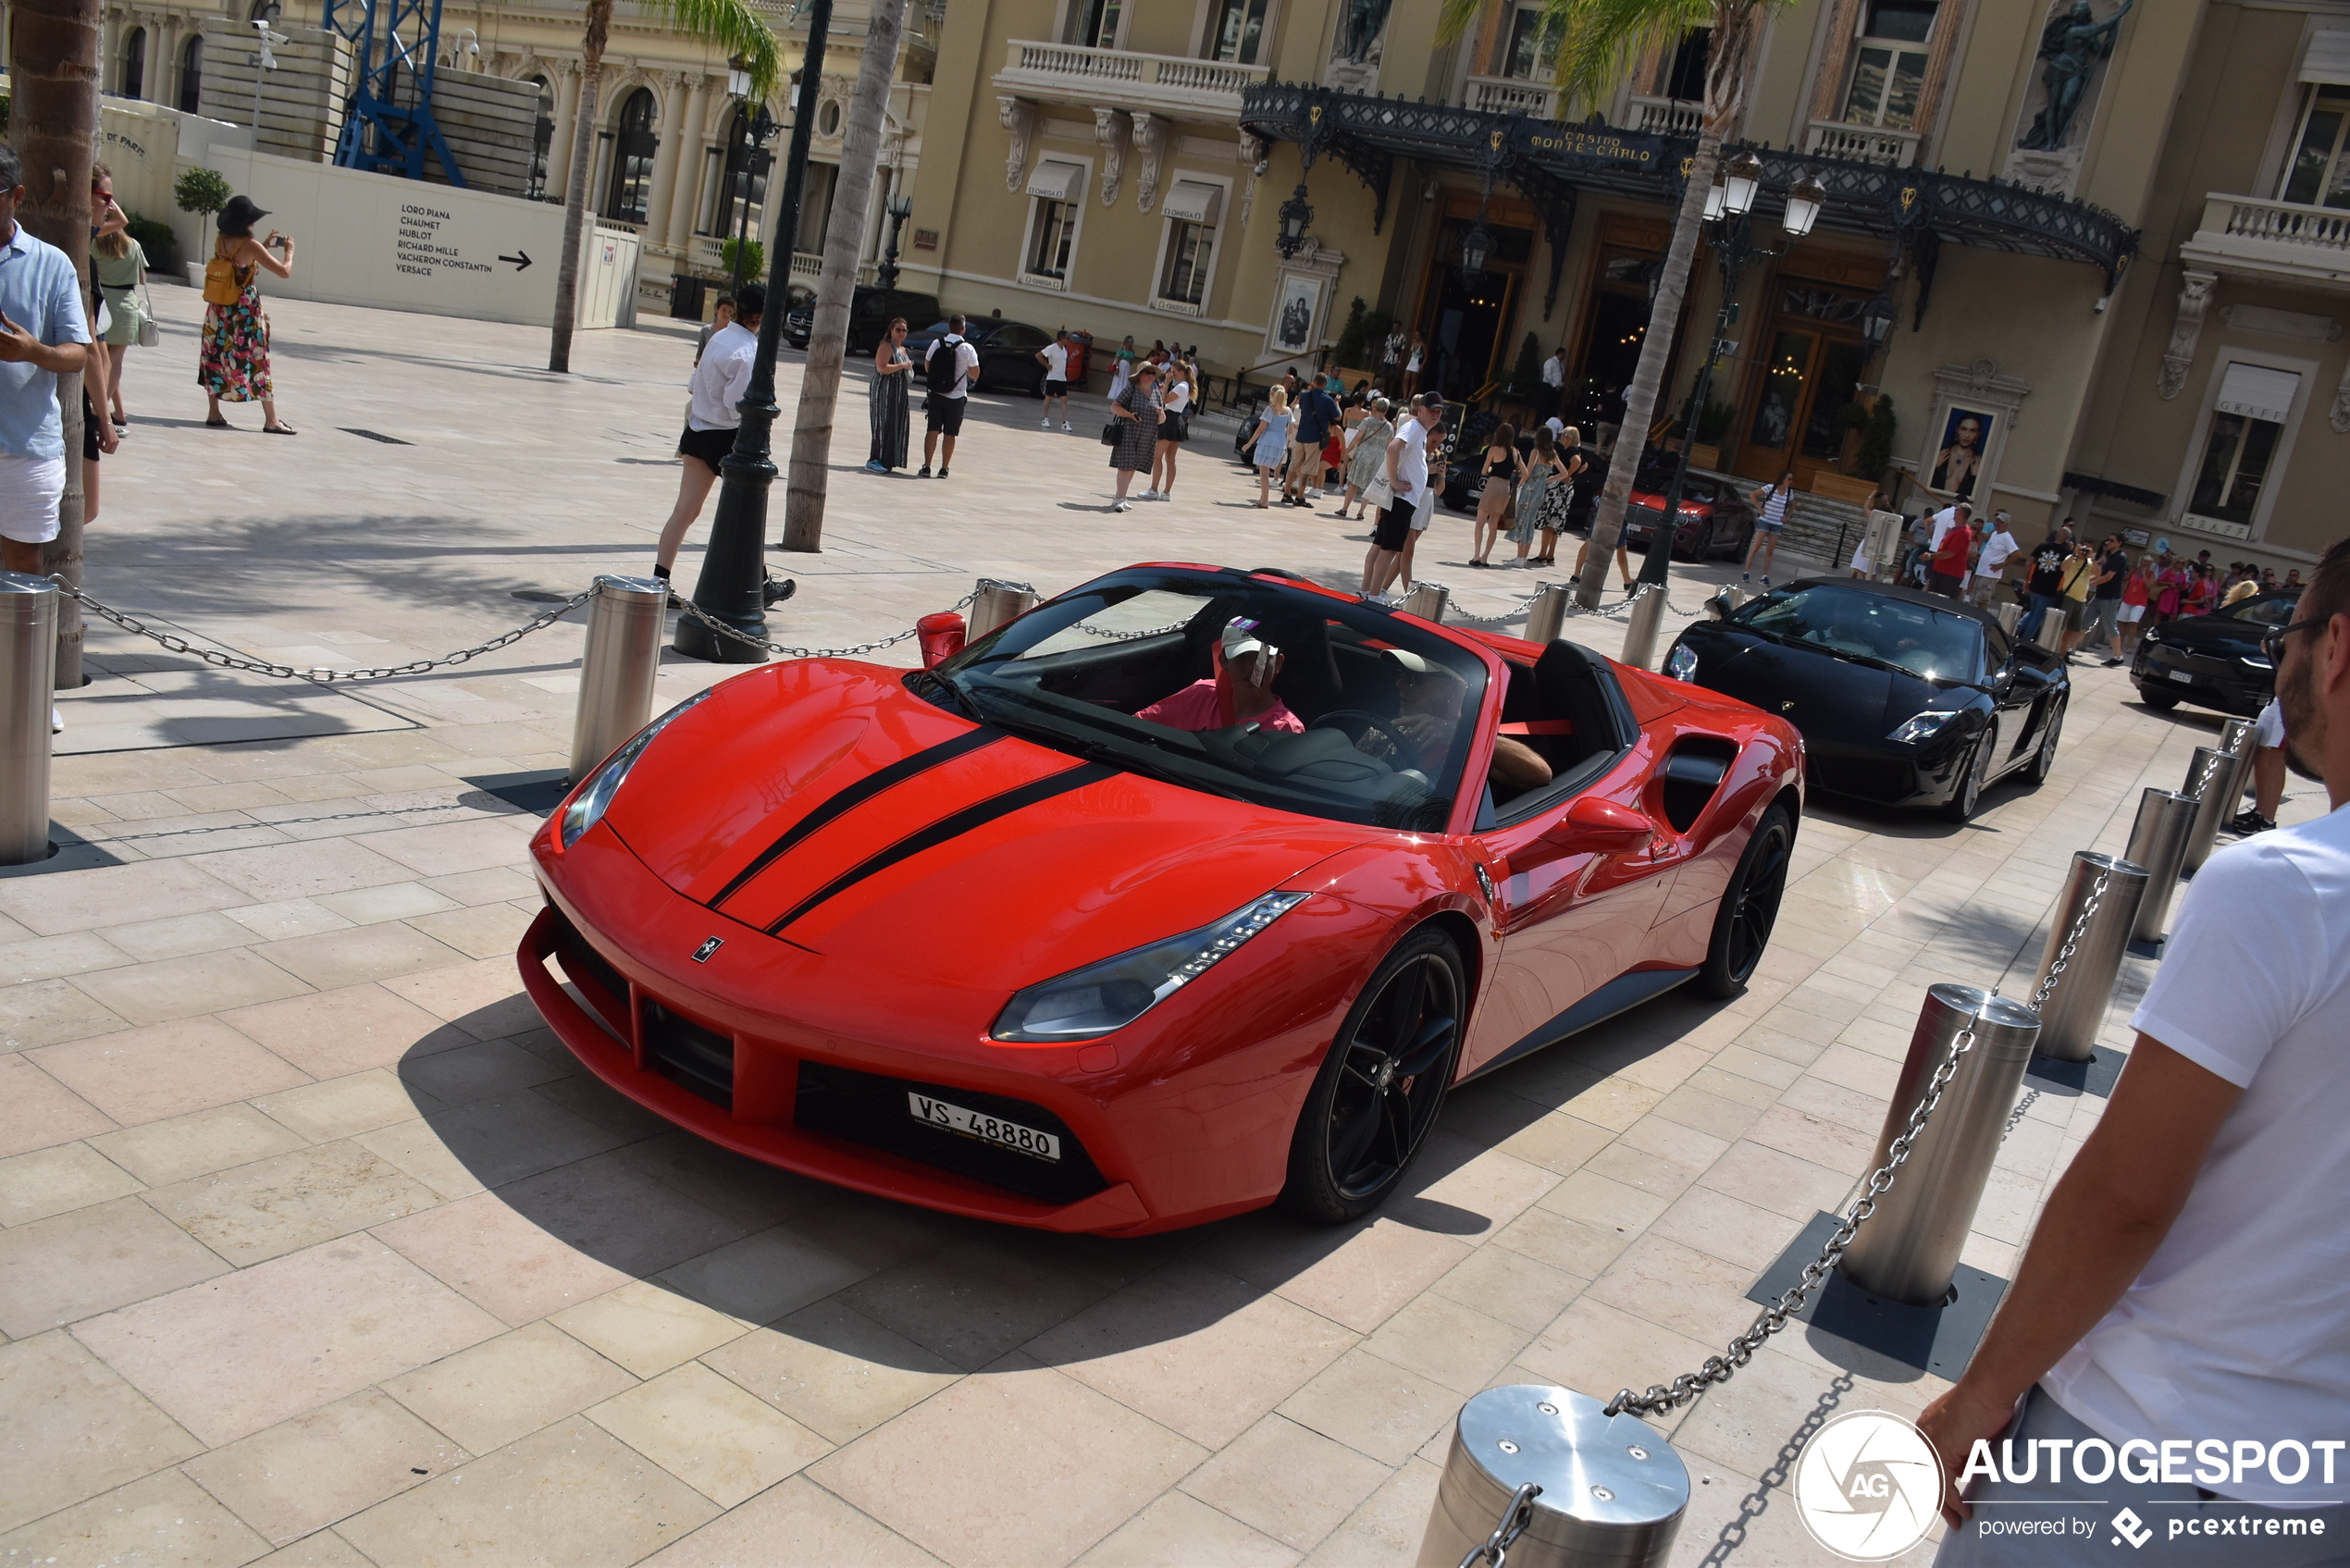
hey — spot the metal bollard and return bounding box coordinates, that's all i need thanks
[2179,745,2233,876]
[967,578,1039,642]
[1837,985,2042,1307]
[2125,789,2197,945]
[1525,581,1570,646]
[569,576,669,783]
[1401,582,1450,623]
[2026,850,2149,1063]
[1416,1385,1688,1568]
[0,573,58,866]
[1617,583,1669,672]
[2217,716,2258,818]
[1995,600,2022,637]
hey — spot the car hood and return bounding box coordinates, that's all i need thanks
[598,662,1377,983]
[1626,489,1709,516]
[1680,627,1975,744]
[2149,613,2263,658]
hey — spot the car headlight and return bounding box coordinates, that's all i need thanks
[992,892,1309,1043]
[1887,710,1961,745]
[558,689,712,848]
[1666,642,1700,682]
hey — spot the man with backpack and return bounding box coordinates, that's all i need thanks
[919,315,981,478]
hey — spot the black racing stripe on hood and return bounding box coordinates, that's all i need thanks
[765,761,1116,935]
[710,727,1002,909]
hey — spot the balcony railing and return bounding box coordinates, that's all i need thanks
[1466,75,1556,117]
[995,40,1270,117]
[2183,193,2350,289]
[1627,94,1701,137]
[1802,118,1923,167]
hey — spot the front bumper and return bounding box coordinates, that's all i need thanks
[2132,642,2270,716]
[1804,737,1969,809]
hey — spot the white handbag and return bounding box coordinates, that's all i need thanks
[136,271,159,348]
[1362,475,1395,512]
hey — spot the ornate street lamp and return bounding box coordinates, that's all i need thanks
[876,191,913,291]
[1721,152,1763,217]
[1782,173,1826,240]
[1460,220,1492,281]
[1275,182,1315,258]
[1861,291,1896,357]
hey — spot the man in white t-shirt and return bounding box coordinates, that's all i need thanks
[1036,329,1073,433]
[1967,511,2020,609]
[918,313,982,479]
[1923,539,2350,1563]
[1364,393,1440,597]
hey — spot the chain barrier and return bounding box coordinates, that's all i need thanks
[2028,866,2113,1014]
[1457,1483,1543,1568]
[670,590,983,661]
[1604,1017,1985,1419]
[55,578,595,685]
[2001,1088,2042,1145]
[2189,748,2227,801]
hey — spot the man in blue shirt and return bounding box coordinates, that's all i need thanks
[0,141,92,575]
[1285,377,1339,507]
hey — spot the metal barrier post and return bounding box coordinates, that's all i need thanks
[1995,601,2022,637]
[2180,745,2233,876]
[569,577,667,783]
[1837,985,2042,1306]
[0,573,57,866]
[1401,583,1450,623]
[2027,850,2149,1063]
[967,579,1040,642]
[2217,716,2258,822]
[1618,583,1669,672]
[1416,1385,1688,1568]
[2125,788,2197,945]
[1525,581,1569,646]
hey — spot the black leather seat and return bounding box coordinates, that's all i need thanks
[1523,638,1625,775]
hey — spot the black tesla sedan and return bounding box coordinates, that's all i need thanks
[2130,589,2300,717]
[1664,579,2070,821]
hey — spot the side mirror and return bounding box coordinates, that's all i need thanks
[917,611,967,670]
[1540,795,1656,855]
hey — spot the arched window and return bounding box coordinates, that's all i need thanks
[121,28,146,100]
[712,105,771,241]
[179,34,204,114]
[526,75,553,199]
[602,87,658,225]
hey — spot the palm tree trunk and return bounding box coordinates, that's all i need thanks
[548,0,612,374]
[16,0,99,687]
[780,0,909,552]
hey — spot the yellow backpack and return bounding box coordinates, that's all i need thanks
[202,252,242,306]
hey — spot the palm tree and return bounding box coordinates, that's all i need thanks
[1441,0,1793,610]
[548,0,779,374]
[779,0,909,552]
[15,0,100,687]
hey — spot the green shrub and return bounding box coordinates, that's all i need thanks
[1505,332,1547,402]
[1695,396,1736,446]
[174,167,231,216]
[1841,393,1899,482]
[125,213,176,273]
[719,236,764,281]
[1331,297,1369,369]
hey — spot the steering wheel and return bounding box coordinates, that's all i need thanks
[1311,709,1416,763]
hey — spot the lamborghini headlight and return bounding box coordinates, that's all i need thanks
[1887,710,1960,745]
[992,892,1309,1042]
[1666,641,1700,682]
[558,689,712,848]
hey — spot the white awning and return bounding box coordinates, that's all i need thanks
[1159,180,1223,226]
[2216,362,2300,424]
[2304,30,2350,84]
[1024,160,1085,202]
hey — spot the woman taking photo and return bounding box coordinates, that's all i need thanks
[1246,386,1292,509]
[1470,423,1521,568]
[199,195,295,433]
[1107,363,1161,512]
[1149,361,1191,501]
[865,316,911,474]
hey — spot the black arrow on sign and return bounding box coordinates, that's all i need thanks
[499,250,532,271]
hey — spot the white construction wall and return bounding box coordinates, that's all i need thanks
[194,20,350,166]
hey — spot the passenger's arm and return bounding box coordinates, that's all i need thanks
[1489,735,1551,794]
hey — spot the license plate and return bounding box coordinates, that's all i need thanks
[908,1093,1061,1162]
[2169,669,2194,684]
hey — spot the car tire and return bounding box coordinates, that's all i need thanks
[2136,685,2180,710]
[1942,731,1992,822]
[1279,926,1466,1224]
[2023,697,2065,786]
[1698,801,1793,998]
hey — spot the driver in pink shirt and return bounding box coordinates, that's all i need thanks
[1138,618,1305,735]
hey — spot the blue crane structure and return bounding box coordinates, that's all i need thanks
[321,0,467,186]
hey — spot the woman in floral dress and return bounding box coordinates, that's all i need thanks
[199,196,296,433]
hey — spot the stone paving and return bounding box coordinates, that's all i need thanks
[0,286,2321,1568]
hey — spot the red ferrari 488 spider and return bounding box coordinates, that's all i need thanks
[520,564,1802,1235]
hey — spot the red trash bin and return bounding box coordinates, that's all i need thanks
[1065,331,1093,388]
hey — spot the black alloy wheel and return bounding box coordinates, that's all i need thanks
[1280,928,1464,1223]
[1699,802,1793,996]
[1942,729,1993,822]
[2024,697,2065,785]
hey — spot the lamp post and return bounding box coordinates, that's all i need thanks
[876,191,912,290]
[1635,154,1826,590]
[1275,182,1315,259]
[674,0,832,663]
[723,67,778,302]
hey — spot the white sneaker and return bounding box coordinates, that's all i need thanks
[52,706,63,735]
[1062,422,1072,433]
[1112,500,1133,512]
[1143,489,1161,501]
[1041,417,1051,428]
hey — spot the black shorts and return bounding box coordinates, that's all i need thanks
[1043,378,1069,398]
[1375,500,1415,552]
[925,395,968,436]
[678,423,736,471]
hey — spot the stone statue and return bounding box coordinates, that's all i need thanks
[1339,0,1392,63]
[2019,0,2132,152]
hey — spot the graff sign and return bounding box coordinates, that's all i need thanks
[1516,124,1666,169]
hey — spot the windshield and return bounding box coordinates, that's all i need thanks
[1737,584,1983,683]
[2220,594,2301,627]
[925,569,1490,831]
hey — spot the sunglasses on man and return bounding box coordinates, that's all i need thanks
[2260,616,2331,662]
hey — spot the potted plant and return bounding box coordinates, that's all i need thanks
[1813,393,1898,503]
[1688,397,1735,470]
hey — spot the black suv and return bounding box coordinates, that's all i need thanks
[2131,588,2301,716]
[783,287,944,353]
